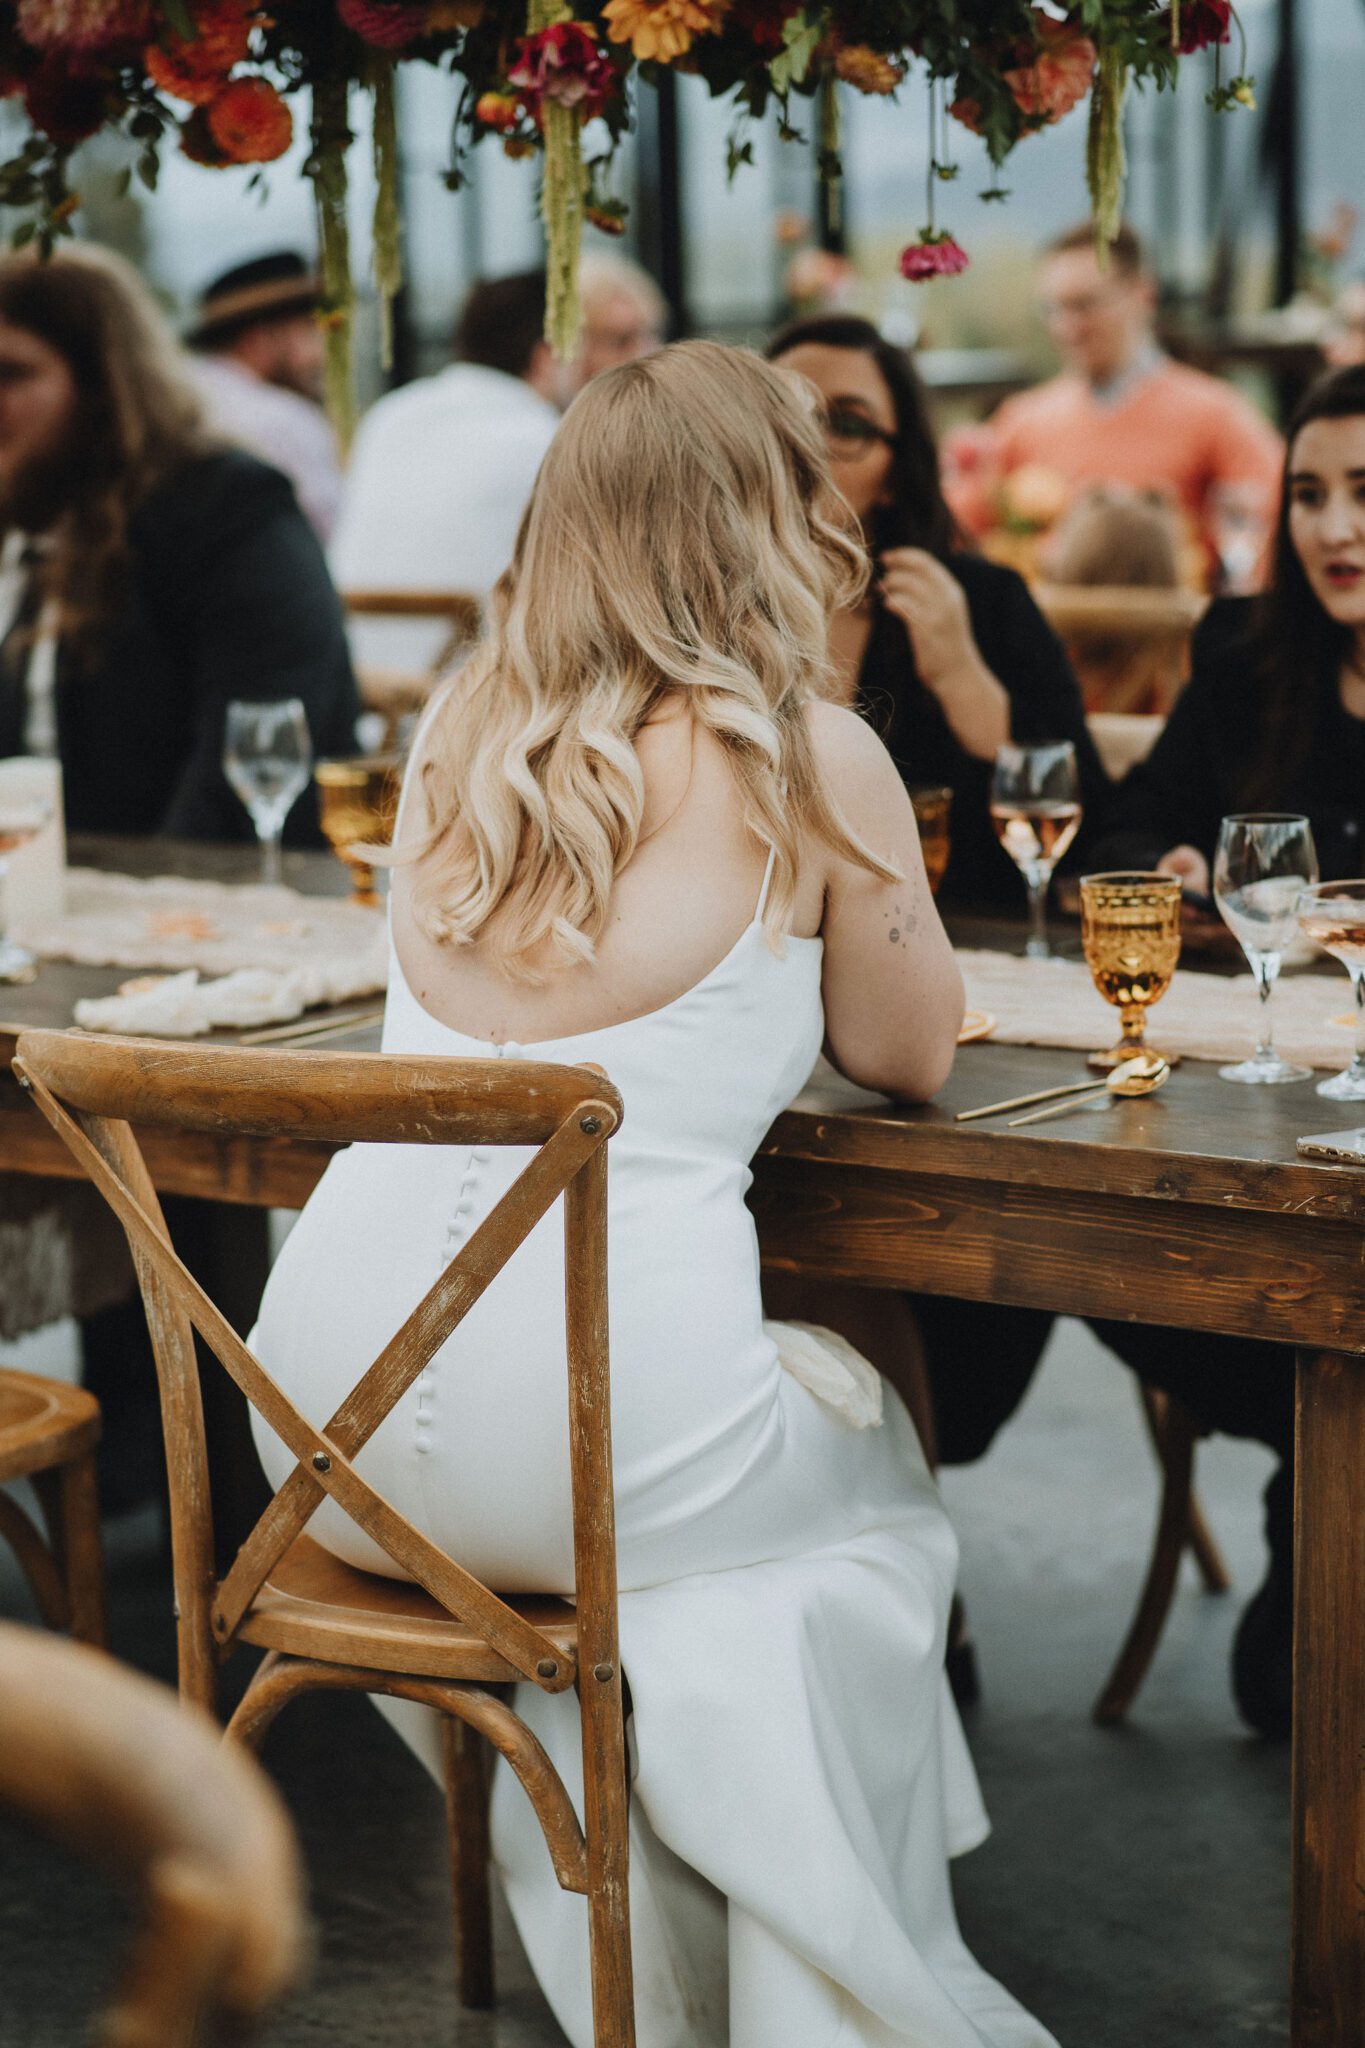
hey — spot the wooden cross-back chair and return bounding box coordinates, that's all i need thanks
[344,588,484,748]
[0,1619,305,2048]
[12,1029,635,2048]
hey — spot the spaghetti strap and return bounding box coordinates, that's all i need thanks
[755,842,778,923]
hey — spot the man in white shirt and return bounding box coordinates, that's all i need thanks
[188,252,343,545]
[331,256,665,675]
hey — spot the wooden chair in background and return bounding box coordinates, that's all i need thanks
[342,588,483,749]
[1035,584,1207,716]
[0,1365,105,1647]
[13,1030,635,2048]
[0,1619,304,2048]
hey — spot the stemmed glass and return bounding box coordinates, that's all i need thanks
[0,797,53,981]
[1080,872,1182,1071]
[1212,813,1318,1084]
[1296,880,1365,1100]
[990,741,1081,960]
[223,698,312,888]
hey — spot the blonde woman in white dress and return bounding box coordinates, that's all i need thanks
[250,340,1058,2048]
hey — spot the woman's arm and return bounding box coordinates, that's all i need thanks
[812,702,965,1101]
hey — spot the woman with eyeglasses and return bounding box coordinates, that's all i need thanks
[766,315,1109,908]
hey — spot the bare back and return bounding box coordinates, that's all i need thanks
[390,694,963,1096]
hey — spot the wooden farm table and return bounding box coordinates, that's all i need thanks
[1,838,1362,2045]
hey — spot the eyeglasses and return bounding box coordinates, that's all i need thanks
[822,407,897,459]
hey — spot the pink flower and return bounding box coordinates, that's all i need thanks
[1172,0,1231,53]
[337,0,430,48]
[1003,12,1096,124]
[16,0,154,52]
[899,233,970,282]
[507,20,616,119]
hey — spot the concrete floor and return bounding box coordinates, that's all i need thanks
[0,1316,1288,2047]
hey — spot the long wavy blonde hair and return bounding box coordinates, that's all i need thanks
[402,338,895,976]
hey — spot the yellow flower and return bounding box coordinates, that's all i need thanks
[602,0,724,64]
[832,44,904,95]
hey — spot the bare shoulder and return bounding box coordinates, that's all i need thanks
[805,699,905,818]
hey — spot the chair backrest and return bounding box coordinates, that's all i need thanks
[0,1619,304,2047]
[13,1031,623,1715]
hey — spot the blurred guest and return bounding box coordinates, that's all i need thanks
[1043,484,1184,712]
[983,223,1282,571]
[0,244,358,841]
[187,251,341,544]
[332,254,664,674]
[1325,278,1365,370]
[766,313,1108,909]
[1098,363,1365,891]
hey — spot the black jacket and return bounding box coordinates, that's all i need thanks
[1094,597,1365,880]
[0,448,359,842]
[858,551,1110,910]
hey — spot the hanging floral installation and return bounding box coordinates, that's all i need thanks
[0,1,1251,430]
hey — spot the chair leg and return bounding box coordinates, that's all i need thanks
[55,1452,107,1649]
[1094,1389,1199,1725]
[578,1677,635,2048]
[0,1488,69,1631]
[1136,1385,1232,1593]
[440,1714,495,2011]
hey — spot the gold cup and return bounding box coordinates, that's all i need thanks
[910,786,953,897]
[1080,871,1182,1072]
[314,755,402,908]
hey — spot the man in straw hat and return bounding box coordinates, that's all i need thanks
[188,251,342,544]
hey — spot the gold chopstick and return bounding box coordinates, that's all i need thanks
[237,1006,384,1047]
[956,1076,1103,1123]
[1007,1087,1109,1128]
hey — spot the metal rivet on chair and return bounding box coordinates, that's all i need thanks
[312,1451,331,1473]
[593,1663,615,1683]
[580,1115,602,1136]
[536,1658,558,1679]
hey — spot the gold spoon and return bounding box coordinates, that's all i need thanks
[1007,1054,1170,1127]
[957,1053,1167,1123]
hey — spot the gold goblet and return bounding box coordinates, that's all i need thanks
[1080,871,1182,1073]
[314,755,401,908]
[909,786,953,896]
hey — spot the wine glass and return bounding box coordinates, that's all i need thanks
[990,741,1081,960]
[0,797,53,981]
[1080,871,1182,1071]
[1209,480,1273,595]
[314,755,401,908]
[1296,879,1365,1100]
[223,699,312,887]
[909,786,952,897]
[1212,813,1318,1085]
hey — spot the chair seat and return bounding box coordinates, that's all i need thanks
[0,1370,101,1484]
[237,1535,579,1684]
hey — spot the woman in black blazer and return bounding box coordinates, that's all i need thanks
[0,244,357,841]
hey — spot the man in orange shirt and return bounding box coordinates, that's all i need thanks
[982,222,1283,569]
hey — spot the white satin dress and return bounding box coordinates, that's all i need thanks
[250,854,1058,2048]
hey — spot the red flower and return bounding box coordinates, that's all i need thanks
[206,74,292,161]
[146,0,255,104]
[337,0,429,49]
[16,0,154,52]
[1173,0,1231,52]
[899,233,970,282]
[508,20,616,119]
[23,55,105,142]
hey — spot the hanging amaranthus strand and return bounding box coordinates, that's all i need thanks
[370,58,403,372]
[528,0,588,360]
[1086,43,1127,263]
[818,71,841,237]
[309,75,356,449]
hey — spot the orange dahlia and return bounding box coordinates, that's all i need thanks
[832,43,904,95]
[146,0,256,106]
[1003,13,1096,124]
[206,74,292,161]
[602,0,725,65]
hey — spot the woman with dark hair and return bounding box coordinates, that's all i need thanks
[0,242,358,841]
[766,314,1109,907]
[1098,363,1365,882]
